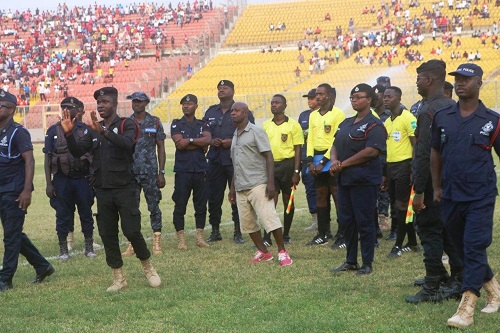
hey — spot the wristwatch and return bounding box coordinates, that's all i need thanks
[294,169,300,174]
[160,170,165,174]
[189,138,194,143]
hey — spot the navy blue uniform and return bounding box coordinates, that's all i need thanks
[171,117,209,231]
[334,113,386,267]
[66,115,151,268]
[43,121,95,241]
[0,120,51,285]
[431,101,500,296]
[202,103,254,231]
[298,109,317,214]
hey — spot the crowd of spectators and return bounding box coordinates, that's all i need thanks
[0,1,219,106]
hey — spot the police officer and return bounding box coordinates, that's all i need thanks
[298,89,318,231]
[443,81,454,99]
[43,96,96,259]
[263,94,303,244]
[171,94,211,250]
[121,91,166,257]
[306,83,345,247]
[0,90,55,292]
[61,87,160,292]
[406,60,462,304]
[202,80,255,243]
[329,84,386,276]
[431,63,500,329]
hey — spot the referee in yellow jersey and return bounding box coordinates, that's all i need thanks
[306,83,346,246]
[382,86,419,258]
[263,94,304,244]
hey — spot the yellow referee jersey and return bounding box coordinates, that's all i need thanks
[263,116,304,162]
[307,106,345,159]
[384,109,416,163]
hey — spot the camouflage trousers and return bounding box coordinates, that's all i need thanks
[135,173,163,231]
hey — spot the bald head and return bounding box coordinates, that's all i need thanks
[231,101,250,128]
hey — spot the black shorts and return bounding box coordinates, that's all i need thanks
[274,158,294,195]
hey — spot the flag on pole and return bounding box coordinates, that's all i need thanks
[286,185,296,214]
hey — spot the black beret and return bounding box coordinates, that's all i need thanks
[0,90,17,105]
[60,96,83,109]
[217,80,234,89]
[443,81,454,90]
[351,83,374,98]
[93,86,118,100]
[417,59,446,74]
[180,94,198,104]
[373,84,386,94]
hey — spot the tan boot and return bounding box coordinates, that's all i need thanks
[67,232,74,251]
[378,214,390,231]
[481,276,500,314]
[106,267,128,292]
[121,242,135,256]
[177,230,188,250]
[141,259,161,288]
[153,232,163,255]
[304,213,318,231]
[447,290,478,329]
[195,229,209,248]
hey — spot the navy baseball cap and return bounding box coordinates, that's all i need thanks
[302,89,316,98]
[126,91,150,101]
[0,90,17,105]
[448,63,483,78]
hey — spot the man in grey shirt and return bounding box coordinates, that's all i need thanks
[228,102,293,266]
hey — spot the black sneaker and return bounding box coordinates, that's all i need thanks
[306,235,328,246]
[402,244,420,252]
[385,230,397,241]
[283,236,291,244]
[330,237,346,249]
[387,246,402,258]
[263,235,273,247]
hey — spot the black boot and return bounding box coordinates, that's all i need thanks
[405,276,444,304]
[206,227,222,243]
[233,230,244,244]
[85,238,96,258]
[439,272,462,301]
[58,240,69,260]
[414,272,449,287]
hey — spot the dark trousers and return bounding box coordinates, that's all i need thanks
[441,197,495,296]
[207,161,239,230]
[172,172,208,231]
[301,160,317,214]
[0,192,51,283]
[95,187,150,268]
[314,172,339,237]
[415,199,463,277]
[50,173,94,240]
[135,173,162,231]
[338,184,378,266]
[387,159,417,247]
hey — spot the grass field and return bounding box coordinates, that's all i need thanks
[1,142,499,332]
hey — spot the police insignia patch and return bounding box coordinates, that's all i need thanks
[0,90,5,97]
[480,121,493,136]
[100,90,104,96]
[113,128,118,134]
[357,123,368,132]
